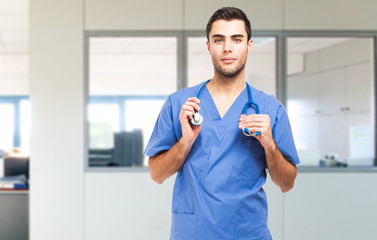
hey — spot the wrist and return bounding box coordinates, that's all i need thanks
[263,140,277,153]
[179,136,195,153]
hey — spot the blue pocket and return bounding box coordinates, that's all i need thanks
[233,139,265,185]
[170,213,196,240]
[235,212,268,240]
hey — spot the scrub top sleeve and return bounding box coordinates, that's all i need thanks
[272,105,300,165]
[144,96,178,158]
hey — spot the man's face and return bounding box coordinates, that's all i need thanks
[207,19,252,78]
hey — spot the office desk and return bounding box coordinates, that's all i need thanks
[0,190,29,240]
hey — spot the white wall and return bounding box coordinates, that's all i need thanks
[85,0,377,31]
[285,172,377,240]
[84,171,377,240]
[284,0,377,30]
[85,0,183,30]
[85,172,174,240]
[29,1,377,240]
[29,0,84,239]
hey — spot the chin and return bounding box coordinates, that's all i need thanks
[220,68,244,78]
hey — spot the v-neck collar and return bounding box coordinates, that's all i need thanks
[201,85,247,123]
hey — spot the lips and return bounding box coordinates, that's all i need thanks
[221,57,236,63]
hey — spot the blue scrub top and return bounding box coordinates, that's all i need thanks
[145,82,300,240]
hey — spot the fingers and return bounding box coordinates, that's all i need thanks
[179,97,201,121]
[239,114,271,134]
[239,114,270,125]
[240,121,265,128]
[240,114,269,122]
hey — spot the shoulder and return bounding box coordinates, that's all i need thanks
[251,86,283,108]
[252,88,294,136]
[250,86,288,124]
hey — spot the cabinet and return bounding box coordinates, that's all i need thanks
[319,62,371,115]
[0,191,28,240]
[345,63,372,113]
[318,62,372,162]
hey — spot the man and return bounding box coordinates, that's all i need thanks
[145,7,299,240]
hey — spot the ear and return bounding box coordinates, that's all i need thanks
[247,39,253,53]
[206,40,211,53]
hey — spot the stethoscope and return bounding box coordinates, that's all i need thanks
[191,79,261,137]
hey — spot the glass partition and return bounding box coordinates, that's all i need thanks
[286,37,375,167]
[86,32,376,170]
[87,35,177,167]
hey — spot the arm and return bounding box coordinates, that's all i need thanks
[239,114,297,193]
[263,141,297,193]
[148,97,202,184]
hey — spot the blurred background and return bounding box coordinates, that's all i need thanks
[0,0,377,239]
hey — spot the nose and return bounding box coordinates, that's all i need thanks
[223,40,232,53]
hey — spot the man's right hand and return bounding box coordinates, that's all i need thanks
[179,97,202,145]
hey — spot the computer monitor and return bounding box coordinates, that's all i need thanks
[4,157,29,179]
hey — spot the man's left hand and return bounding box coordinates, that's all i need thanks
[239,114,275,149]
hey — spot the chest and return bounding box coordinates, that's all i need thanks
[211,94,240,119]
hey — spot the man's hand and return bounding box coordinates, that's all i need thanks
[239,114,274,149]
[179,97,202,145]
[239,113,297,193]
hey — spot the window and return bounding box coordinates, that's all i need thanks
[123,99,165,166]
[87,34,177,167]
[86,31,376,169]
[88,104,119,150]
[0,41,29,157]
[0,104,15,150]
[20,100,31,153]
[286,37,375,167]
[0,98,30,156]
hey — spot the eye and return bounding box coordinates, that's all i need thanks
[214,38,222,43]
[234,38,242,42]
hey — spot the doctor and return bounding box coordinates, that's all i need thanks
[145,7,299,240]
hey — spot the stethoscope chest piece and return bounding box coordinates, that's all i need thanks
[191,112,203,126]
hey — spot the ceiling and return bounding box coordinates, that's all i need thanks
[0,0,28,54]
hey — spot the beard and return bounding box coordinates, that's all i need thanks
[213,59,246,79]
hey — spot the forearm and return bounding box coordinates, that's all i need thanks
[264,142,297,193]
[148,137,194,184]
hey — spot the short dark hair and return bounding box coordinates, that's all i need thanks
[206,7,252,41]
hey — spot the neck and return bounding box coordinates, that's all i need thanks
[208,73,246,96]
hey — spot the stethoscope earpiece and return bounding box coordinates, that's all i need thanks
[242,127,261,138]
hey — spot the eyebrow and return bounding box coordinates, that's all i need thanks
[211,34,245,39]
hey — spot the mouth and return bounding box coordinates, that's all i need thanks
[221,57,236,64]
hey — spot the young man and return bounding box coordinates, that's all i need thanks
[145,7,299,240]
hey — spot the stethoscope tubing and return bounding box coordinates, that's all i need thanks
[192,80,261,137]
